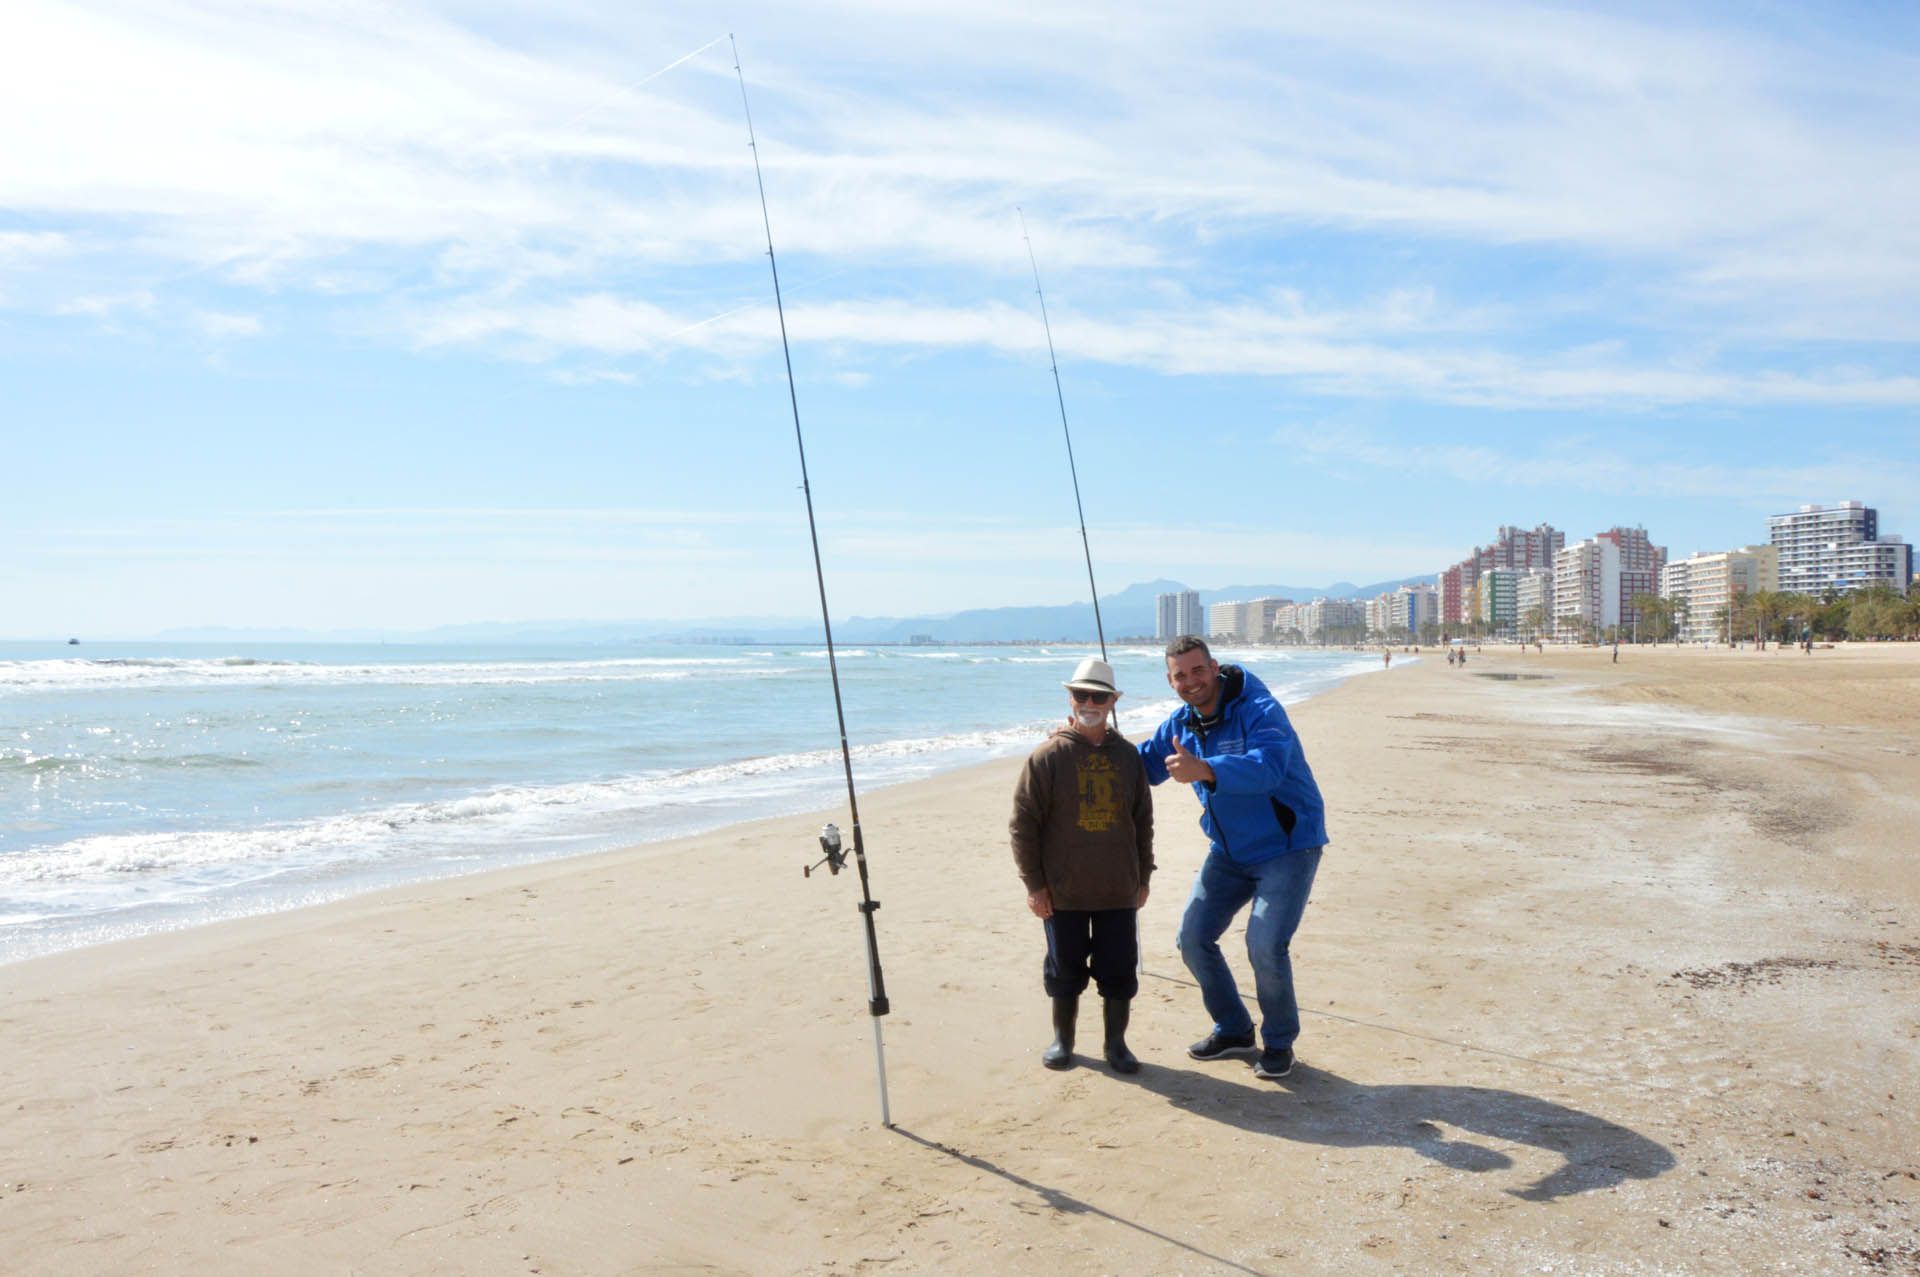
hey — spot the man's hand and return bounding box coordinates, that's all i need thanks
[1027,887,1053,919]
[1135,884,1150,909]
[1166,737,1215,785]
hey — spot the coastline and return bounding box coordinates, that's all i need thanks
[4,645,1916,1273]
[0,643,1382,967]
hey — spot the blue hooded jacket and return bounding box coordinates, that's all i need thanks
[1139,664,1328,864]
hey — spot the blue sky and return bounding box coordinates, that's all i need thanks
[4,1,1917,636]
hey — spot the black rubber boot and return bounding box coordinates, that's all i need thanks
[1042,994,1078,1070]
[1103,997,1140,1074]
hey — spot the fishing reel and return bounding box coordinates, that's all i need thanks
[804,822,849,878]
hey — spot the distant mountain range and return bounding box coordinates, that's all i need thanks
[153,576,1433,644]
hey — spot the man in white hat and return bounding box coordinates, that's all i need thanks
[1009,656,1155,1073]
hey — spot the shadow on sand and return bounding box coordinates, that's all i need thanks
[891,1125,1274,1277]
[887,1059,1671,1275]
[1113,1058,1676,1202]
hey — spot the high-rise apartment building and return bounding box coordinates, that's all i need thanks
[1491,523,1566,573]
[1767,501,1912,596]
[1553,537,1621,639]
[1380,583,1437,638]
[1296,598,1366,643]
[1476,568,1518,636]
[1156,590,1202,642]
[1515,568,1554,639]
[1661,546,1779,644]
[1249,597,1290,641]
[1436,523,1564,627]
[1596,526,1668,632]
[1365,593,1391,637]
[1437,562,1470,627]
[1208,600,1251,641]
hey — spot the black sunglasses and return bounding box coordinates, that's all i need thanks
[1071,688,1113,705]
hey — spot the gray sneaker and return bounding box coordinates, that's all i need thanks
[1187,1029,1257,1060]
[1252,1048,1294,1079]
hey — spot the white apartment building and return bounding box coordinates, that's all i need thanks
[1296,597,1366,643]
[1373,583,1437,638]
[1767,501,1912,596]
[1553,538,1621,640]
[1661,545,1779,644]
[1249,597,1291,641]
[1515,568,1554,638]
[1366,593,1391,636]
[1208,600,1252,640]
[1156,590,1203,641]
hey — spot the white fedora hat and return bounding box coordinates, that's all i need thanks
[1062,656,1121,696]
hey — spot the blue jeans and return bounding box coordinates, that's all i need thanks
[1177,847,1322,1050]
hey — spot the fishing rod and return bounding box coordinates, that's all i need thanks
[1020,212,1144,975]
[730,35,892,1129]
[1018,208,1108,663]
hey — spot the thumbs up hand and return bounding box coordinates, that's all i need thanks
[1166,736,1214,784]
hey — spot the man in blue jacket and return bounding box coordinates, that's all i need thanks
[1141,636,1327,1081]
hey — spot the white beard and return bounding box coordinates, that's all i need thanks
[1073,706,1108,730]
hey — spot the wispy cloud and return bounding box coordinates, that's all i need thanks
[401,290,1920,408]
[7,0,1916,381]
[55,290,155,318]
[193,310,263,338]
[0,230,72,263]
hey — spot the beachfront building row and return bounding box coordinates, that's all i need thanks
[1421,500,1903,644]
[1661,545,1779,644]
[1278,597,1366,643]
[1438,523,1565,627]
[1156,590,1203,642]
[1365,583,1439,639]
[1166,589,1372,644]
[1206,597,1291,642]
[1766,501,1912,596]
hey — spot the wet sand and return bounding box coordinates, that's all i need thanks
[4,644,1917,1274]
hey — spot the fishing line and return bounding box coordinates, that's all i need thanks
[1018,209,1109,663]
[731,34,893,1129]
[1020,210,1148,974]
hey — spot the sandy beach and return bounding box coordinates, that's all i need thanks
[4,644,1917,1275]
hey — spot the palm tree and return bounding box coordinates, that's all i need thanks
[1629,593,1676,644]
[1744,591,1780,646]
[1523,605,1547,645]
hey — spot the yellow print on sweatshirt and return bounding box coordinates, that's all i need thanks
[1076,753,1123,833]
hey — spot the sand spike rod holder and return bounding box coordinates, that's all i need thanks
[731,35,892,1128]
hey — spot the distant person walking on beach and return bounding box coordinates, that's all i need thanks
[1010,657,1154,1074]
[1140,638,1328,1081]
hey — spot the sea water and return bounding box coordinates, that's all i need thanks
[0,640,1381,964]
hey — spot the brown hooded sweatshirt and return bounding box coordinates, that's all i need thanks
[1010,725,1154,911]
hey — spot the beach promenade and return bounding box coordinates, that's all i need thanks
[4,646,1917,1274]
